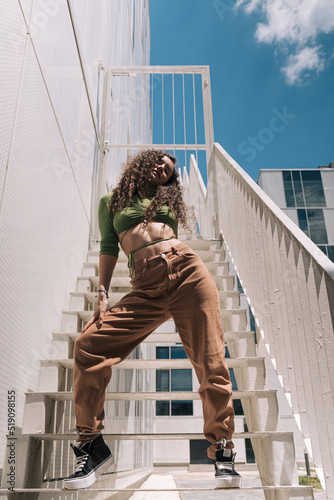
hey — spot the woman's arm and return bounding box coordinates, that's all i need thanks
[82,254,118,333]
[99,254,118,292]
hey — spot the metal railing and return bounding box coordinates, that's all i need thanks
[93,65,214,240]
[183,144,334,497]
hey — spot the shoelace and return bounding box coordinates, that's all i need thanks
[73,451,89,473]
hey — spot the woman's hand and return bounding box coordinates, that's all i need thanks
[81,291,109,334]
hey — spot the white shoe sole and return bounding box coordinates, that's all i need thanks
[215,475,242,488]
[63,454,114,490]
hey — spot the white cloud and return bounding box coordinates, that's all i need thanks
[235,0,334,84]
[283,46,325,85]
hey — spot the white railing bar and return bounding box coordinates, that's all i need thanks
[172,73,175,145]
[215,143,334,278]
[193,73,198,164]
[94,68,112,240]
[162,73,165,144]
[182,73,187,151]
[150,72,153,140]
[107,65,209,74]
[105,144,206,150]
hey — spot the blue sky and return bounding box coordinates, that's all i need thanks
[149,0,334,182]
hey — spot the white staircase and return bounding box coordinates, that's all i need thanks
[0,210,315,499]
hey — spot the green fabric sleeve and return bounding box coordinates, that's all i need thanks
[98,193,120,258]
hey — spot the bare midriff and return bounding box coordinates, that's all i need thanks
[118,221,180,262]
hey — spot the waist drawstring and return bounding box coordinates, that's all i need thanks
[128,236,176,278]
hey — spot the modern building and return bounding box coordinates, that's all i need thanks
[258,165,334,262]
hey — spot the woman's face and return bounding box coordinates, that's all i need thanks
[150,155,175,185]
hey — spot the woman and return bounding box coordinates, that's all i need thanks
[64,149,241,490]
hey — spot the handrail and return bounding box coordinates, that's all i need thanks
[214,143,334,279]
[183,145,334,496]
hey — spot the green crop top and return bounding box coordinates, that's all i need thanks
[98,192,178,258]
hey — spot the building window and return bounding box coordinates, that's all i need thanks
[283,171,326,208]
[297,209,328,244]
[156,346,193,416]
[327,246,334,262]
[226,345,243,416]
[318,245,334,263]
[244,420,256,463]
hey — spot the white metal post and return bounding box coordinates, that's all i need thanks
[202,66,218,238]
[93,68,112,241]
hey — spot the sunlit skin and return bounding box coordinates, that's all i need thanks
[149,155,175,186]
[118,155,179,260]
[83,155,180,333]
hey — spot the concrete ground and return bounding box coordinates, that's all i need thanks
[128,468,327,500]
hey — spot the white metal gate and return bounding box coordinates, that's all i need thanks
[93,65,215,239]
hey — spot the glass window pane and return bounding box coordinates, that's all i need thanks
[327,246,334,262]
[171,369,192,391]
[156,347,169,359]
[171,346,188,359]
[298,220,308,231]
[156,370,170,391]
[283,171,292,183]
[233,399,244,416]
[190,440,213,464]
[229,368,238,391]
[303,183,326,207]
[297,209,307,221]
[309,230,328,244]
[307,209,325,221]
[156,401,170,416]
[285,188,295,207]
[171,401,193,416]
[292,171,301,181]
[308,219,325,230]
[317,245,327,255]
[307,210,328,243]
[301,170,321,182]
[293,181,305,207]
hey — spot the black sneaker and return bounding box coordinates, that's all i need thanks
[64,435,114,490]
[214,448,242,488]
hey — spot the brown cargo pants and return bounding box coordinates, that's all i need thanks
[74,241,235,459]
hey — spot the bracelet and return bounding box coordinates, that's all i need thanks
[97,289,109,299]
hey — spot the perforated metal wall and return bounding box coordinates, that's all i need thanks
[0,0,150,469]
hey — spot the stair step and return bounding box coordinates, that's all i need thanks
[52,330,255,343]
[61,308,247,331]
[0,486,315,494]
[77,273,236,292]
[83,260,230,277]
[40,356,263,370]
[87,248,225,265]
[69,289,241,310]
[15,431,293,441]
[89,233,206,253]
[39,355,265,393]
[50,330,256,360]
[30,389,276,401]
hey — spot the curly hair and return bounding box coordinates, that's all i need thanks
[108,149,189,229]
